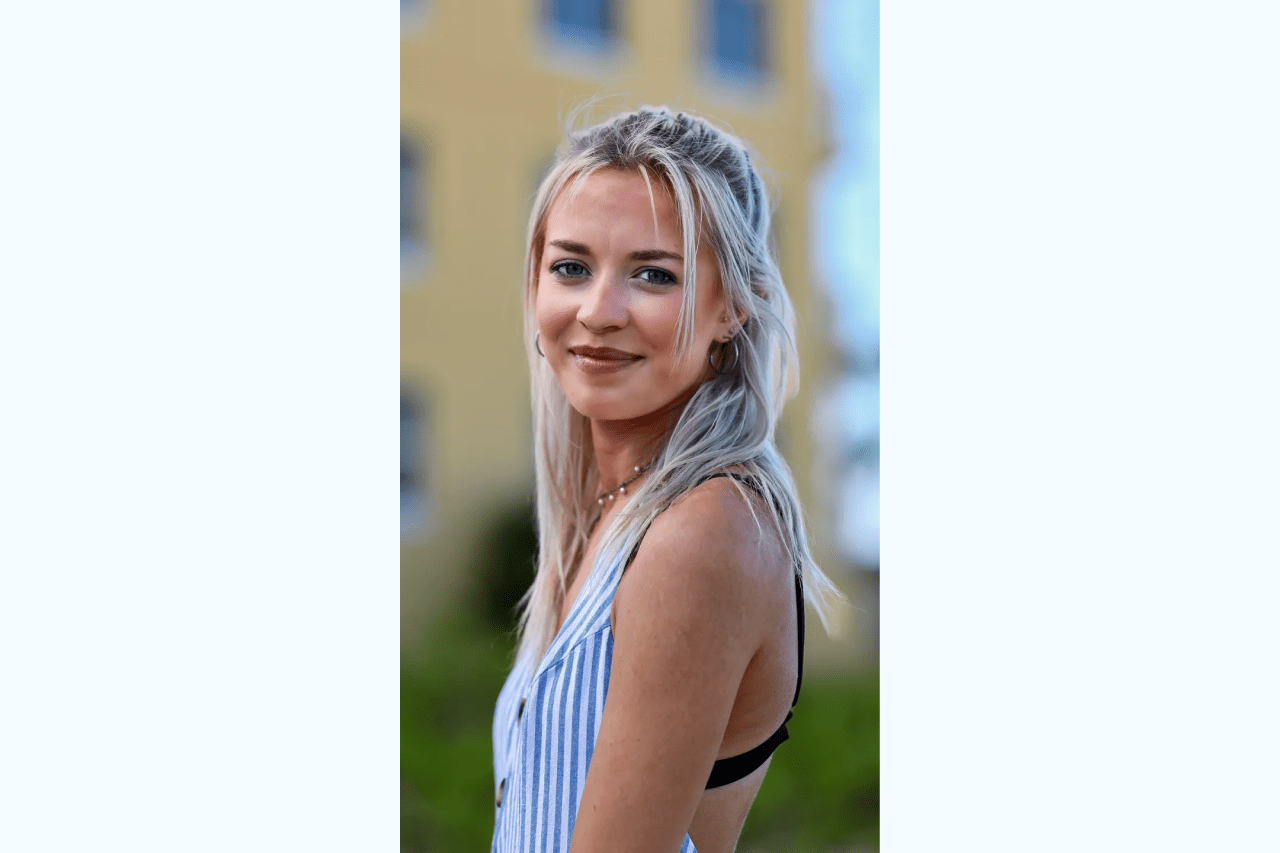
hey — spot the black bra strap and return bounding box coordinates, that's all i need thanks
[695,472,807,789]
[792,571,804,707]
[704,575,804,789]
[705,711,792,789]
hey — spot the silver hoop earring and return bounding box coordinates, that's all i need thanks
[535,333,544,357]
[709,336,741,375]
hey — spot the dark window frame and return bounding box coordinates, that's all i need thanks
[542,0,620,52]
[401,386,431,537]
[401,134,429,276]
[704,0,771,82]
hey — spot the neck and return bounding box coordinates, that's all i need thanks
[588,378,705,494]
[589,402,684,492]
[589,423,664,493]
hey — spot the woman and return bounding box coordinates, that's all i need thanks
[492,107,845,853]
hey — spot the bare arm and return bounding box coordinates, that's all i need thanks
[568,480,775,853]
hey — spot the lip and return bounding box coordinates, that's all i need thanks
[569,345,642,360]
[569,345,643,375]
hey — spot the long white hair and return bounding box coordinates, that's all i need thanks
[516,106,845,668]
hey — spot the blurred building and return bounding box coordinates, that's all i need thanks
[401,0,871,669]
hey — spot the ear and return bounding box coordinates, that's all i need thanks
[716,307,749,343]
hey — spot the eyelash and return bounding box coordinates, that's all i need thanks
[549,260,589,279]
[548,261,679,287]
[637,267,677,286]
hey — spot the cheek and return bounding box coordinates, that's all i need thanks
[534,283,574,339]
[630,297,684,350]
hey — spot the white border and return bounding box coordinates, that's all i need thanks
[884,1,1280,849]
[0,2,398,849]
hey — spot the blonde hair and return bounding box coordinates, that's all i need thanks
[516,106,845,668]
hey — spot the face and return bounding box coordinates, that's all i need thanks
[534,168,736,426]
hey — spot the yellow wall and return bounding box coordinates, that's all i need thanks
[401,0,863,668]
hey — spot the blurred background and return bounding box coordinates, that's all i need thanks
[400,0,878,849]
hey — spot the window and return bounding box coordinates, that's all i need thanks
[707,0,769,80]
[401,136,427,273]
[545,0,617,49]
[401,0,430,32]
[401,389,430,537]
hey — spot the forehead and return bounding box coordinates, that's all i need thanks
[543,168,682,247]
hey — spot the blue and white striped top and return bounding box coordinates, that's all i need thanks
[490,542,700,853]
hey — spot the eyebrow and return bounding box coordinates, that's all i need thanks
[547,239,683,264]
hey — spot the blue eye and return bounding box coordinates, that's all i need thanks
[637,267,677,286]
[550,260,589,278]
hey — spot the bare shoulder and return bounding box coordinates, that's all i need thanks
[614,476,788,637]
[574,478,791,849]
[654,475,783,573]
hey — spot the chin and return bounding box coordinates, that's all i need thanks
[565,397,647,422]
[555,369,705,424]
[557,382,637,420]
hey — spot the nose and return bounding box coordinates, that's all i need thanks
[576,273,628,332]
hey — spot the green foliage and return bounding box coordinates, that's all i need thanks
[738,673,880,852]
[402,497,530,851]
[470,497,538,635]
[402,611,515,851]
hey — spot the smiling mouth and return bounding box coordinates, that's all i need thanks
[569,346,643,374]
[570,346,642,361]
